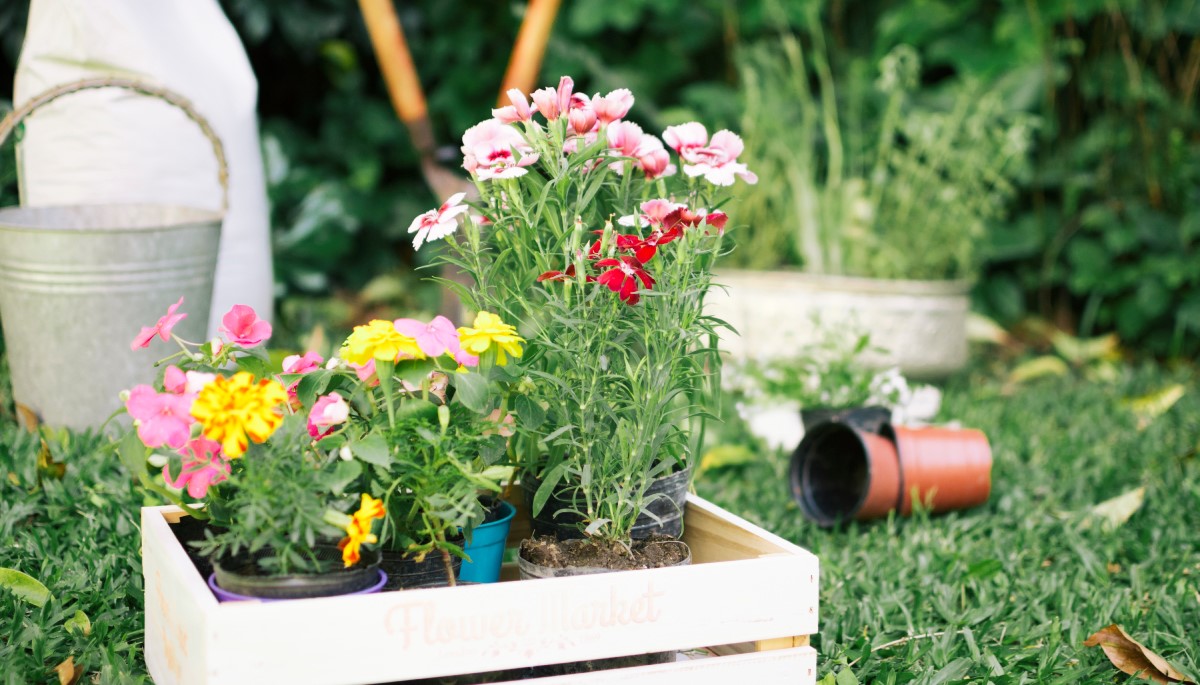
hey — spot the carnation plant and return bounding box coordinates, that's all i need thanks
[117,298,521,579]
[408,76,756,543]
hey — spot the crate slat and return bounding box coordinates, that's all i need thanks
[143,494,819,684]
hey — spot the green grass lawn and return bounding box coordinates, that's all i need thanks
[698,360,1200,684]
[1,356,1197,683]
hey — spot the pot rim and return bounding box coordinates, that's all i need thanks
[713,268,972,295]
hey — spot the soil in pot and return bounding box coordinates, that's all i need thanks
[519,535,690,573]
[169,516,225,582]
[213,546,382,600]
[478,495,509,524]
[518,536,690,675]
[379,536,465,591]
[521,466,690,541]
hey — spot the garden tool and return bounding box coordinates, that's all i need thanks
[357,0,562,318]
[357,0,562,201]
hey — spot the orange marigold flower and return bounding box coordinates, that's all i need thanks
[339,493,386,567]
[190,372,287,458]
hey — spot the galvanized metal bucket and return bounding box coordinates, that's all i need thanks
[0,78,227,431]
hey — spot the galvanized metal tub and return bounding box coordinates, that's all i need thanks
[0,78,226,430]
[706,269,971,379]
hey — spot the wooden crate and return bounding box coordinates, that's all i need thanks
[142,494,819,684]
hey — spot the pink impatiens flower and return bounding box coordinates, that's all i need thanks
[282,351,324,407]
[461,119,539,181]
[393,315,460,358]
[131,297,186,350]
[163,437,229,499]
[220,305,272,347]
[163,365,188,394]
[283,351,324,375]
[662,123,758,186]
[591,88,634,125]
[596,255,655,305]
[126,384,195,450]
[307,392,350,439]
[349,359,379,387]
[408,192,470,250]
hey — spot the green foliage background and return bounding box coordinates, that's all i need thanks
[2,0,1198,355]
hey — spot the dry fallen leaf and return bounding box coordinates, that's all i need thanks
[1126,384,1186,431]
[1081,487,1146,531]
[1007,355,1070,386]
[54,656,83,685]
[1084,624,1196,684]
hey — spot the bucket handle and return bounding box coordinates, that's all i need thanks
[0,77,229,212]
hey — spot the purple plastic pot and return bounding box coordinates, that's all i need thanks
[207,569,387,603]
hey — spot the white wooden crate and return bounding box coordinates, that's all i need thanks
[142,494,819,684]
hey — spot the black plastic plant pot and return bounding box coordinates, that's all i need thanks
[379,542,464,591]
[169,515,225,582]
[789,421,902,527]
[799,405,891,433]
[521,466,691,541]
[212,546,381,600]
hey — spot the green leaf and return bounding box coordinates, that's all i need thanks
[0,567,52,607]
[835,668,860,685]
[453,372,489,414]
[319,460,363,497]
[350,434,392,467]
[296,370,333,408]
[116,430,149,480]
[966,559,1003,579]
[64,609,92,636]
[928,658,972,685]
[513,394,546,430]
[532,462,569,517]
[234,354,273,379]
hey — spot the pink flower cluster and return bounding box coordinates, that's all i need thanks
[126,300,274,498]
[131,298,272,351]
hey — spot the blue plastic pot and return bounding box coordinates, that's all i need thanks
[458,500,516,583]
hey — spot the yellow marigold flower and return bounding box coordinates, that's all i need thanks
[457,312,524,366]
[339,493,386,567]
[341,319,425,365]
[190,372,288,458]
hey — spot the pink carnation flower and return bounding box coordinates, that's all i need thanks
[408,193,470,250]
[662,123,758,186]
[592,88,634,125]
[461,119,539,180]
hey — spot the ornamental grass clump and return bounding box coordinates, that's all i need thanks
[408,76,756,546]
[119,299,521,583]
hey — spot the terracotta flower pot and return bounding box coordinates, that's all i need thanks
[883,424,992,515]
[790,422,993,526]
[789,422,902,526]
